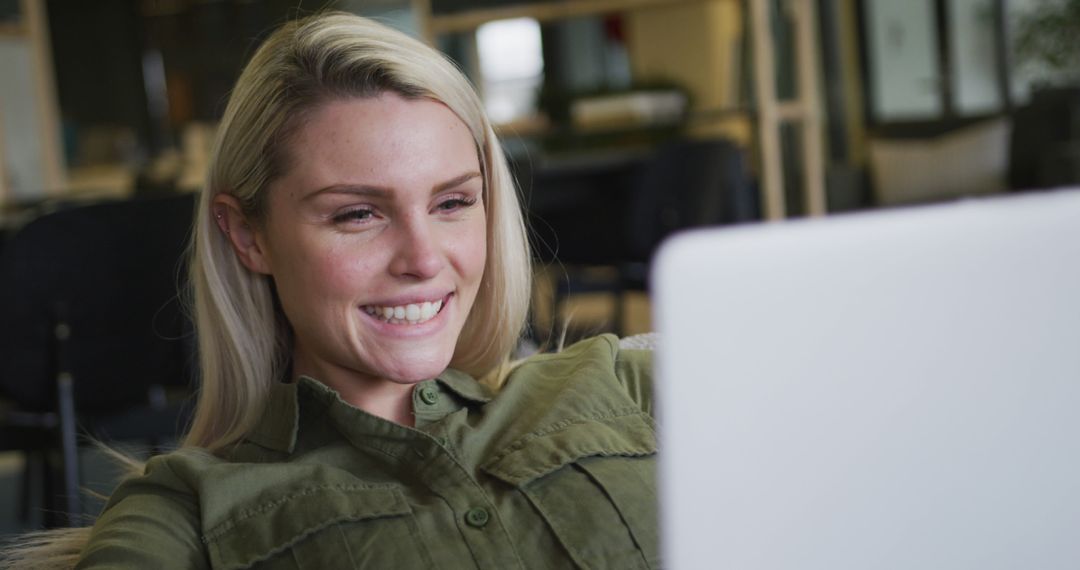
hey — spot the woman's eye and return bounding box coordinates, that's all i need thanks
[333,208,375,223]
[436,196,478,212]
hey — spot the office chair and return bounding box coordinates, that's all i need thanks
[531,137,757,338]
[0,192,197,527]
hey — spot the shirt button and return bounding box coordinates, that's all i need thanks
[418,385,439,406]
[434,436,447,447]
[465,507,490,528]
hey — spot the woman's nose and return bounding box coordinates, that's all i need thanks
[388,216,445,279]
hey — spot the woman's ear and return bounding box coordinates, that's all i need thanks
[212,194,273,275]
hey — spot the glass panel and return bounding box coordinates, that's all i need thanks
[866,0,944,120]
[476,17,544,124]
[950,0,1002,115]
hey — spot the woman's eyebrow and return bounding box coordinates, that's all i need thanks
[306,171,481,200]
[433,171,482,194]
[306,184,391,199]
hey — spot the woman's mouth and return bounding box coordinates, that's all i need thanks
[362,296,447,325]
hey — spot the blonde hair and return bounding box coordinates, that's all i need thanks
[187,12,531,451]
[0,12,531,568]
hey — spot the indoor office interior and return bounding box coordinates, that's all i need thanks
[0,0,1075,535]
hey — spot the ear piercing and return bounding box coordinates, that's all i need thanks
[215,210,230,234]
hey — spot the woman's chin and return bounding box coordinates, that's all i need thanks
[372,354,453,385]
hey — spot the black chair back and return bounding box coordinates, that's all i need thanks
[625,138,757,261]
[0,193,197,414]
[525,137,757,339]
[0,192,197,526]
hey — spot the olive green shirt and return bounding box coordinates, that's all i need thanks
[77,335,658,569]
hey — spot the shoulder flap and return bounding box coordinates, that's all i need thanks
[481,411,656,487]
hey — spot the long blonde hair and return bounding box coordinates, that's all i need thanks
[188,12,531,451]
[0,12,531,568]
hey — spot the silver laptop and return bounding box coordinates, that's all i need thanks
[652,189,1080,569]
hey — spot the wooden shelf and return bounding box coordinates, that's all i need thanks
[428,0,704,34]
[415,0,825,220]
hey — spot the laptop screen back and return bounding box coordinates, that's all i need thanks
[652,190,1080,569]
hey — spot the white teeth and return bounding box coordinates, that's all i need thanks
[364,298,446,325]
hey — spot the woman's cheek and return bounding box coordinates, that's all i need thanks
[320,260,373,299]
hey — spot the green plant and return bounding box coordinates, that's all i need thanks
[1014,0,1080,75]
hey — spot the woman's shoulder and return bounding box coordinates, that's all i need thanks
[506,333,654,415]
[78,450,212,568]
[476,334,657,490]
[511,333,652,377]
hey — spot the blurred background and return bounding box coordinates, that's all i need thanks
[1,0,1078,536]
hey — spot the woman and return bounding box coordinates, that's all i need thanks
[6,12,656,569]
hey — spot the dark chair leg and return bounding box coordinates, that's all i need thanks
[57,371,81,525]
[53,306,81,526]
[18,450,37,523]
[42,451,60,528]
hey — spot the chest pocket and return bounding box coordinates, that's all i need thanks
[482,411,660,570]
[202,484,435,570]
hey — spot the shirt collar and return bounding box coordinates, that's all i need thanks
[245,380,301,453]
[244,369,491,454]
[436,368,493,404]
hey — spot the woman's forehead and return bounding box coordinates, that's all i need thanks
[294,94,472,148]
[277,94,481,198]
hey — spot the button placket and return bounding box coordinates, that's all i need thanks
[413,433,449,460]
[465,507,490,528]
[418,385,439,406]
[414,450,524,568]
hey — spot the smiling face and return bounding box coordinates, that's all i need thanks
[226,93,487,407]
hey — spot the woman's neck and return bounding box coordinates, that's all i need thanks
[291,351,417,426]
